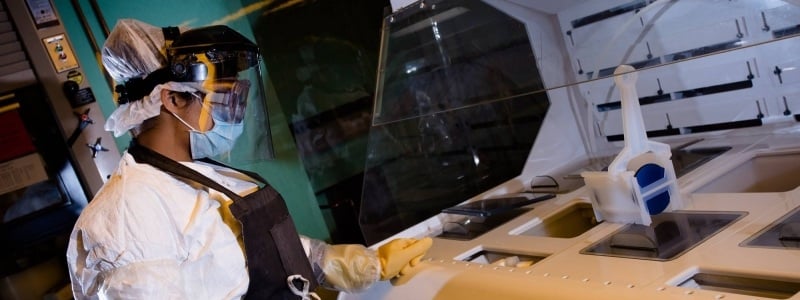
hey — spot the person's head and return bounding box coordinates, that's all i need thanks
[102,19,274,162]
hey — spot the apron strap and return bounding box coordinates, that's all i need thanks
[127,140,319,298]
[197,157,268,184]
[127,140,245,202]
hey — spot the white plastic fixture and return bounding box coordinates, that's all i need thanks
[581,65,681,225]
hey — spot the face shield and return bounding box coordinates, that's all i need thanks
[167,25,274,163]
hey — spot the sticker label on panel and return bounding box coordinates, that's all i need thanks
[25,0,59,28]
[42,34,79,73]
[0,153,48,195]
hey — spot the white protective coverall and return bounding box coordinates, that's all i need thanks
[67,150,399,299]
[68,151,263,299]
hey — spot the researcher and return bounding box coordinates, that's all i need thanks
[66,19,432,299]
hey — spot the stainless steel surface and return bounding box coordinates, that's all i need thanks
[671,146,731,177]
[582,211,745,261]
[438,208,530,240]
[678,272,800,299]
[744,206,800,249]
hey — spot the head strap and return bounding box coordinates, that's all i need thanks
[114,67,172,104]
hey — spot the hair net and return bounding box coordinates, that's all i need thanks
[102,19,168,83]
[102,19,193,136]
[105,82,200,137]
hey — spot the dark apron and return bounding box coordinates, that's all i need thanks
[128,141,318,299]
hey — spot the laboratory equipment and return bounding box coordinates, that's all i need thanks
[345,0,800,299]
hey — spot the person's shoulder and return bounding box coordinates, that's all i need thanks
[116,152,179,183]
[69,183,186,274]
[76,154,179,225]
[71,171,186,260]
[75,154,202,232]
[75,173,161,227]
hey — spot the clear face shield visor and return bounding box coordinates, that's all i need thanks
[176,51,274,163]
[203,79,250,124]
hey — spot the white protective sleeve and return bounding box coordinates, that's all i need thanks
[300,236,381,293]
[94,260,186,299]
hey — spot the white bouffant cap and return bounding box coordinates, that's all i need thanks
[101,19,199,137]
[101,19,168,83]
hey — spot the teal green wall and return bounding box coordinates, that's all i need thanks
[53,0,330,240]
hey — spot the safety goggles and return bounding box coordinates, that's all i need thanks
[200,79,251,124]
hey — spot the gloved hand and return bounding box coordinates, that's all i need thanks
[303,236,433,293]
[317,243,380,293]
[377,237,433,280]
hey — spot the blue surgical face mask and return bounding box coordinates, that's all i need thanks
[170,112,244,159]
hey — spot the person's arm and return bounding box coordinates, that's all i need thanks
[68,229,188,300]
[67,177,199,300]
[300,235,433,293]
[92,259,187,299]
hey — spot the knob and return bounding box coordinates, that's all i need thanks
[62,80,81,106]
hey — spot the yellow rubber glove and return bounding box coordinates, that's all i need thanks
[377,237,433,280]
[320,244,380,293]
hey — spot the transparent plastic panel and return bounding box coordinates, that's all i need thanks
[359,0,800,244]
[360,95,550,243]
[372,0,546,124]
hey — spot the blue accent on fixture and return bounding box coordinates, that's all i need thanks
[635,163,665,188]
[635,163,670,215]
[645,190,671,215]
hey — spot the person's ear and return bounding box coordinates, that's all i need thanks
[161,89,175,111]
[161,89,188,113]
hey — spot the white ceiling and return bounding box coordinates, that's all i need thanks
[391,0,589,13]
[502,0,589,14]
